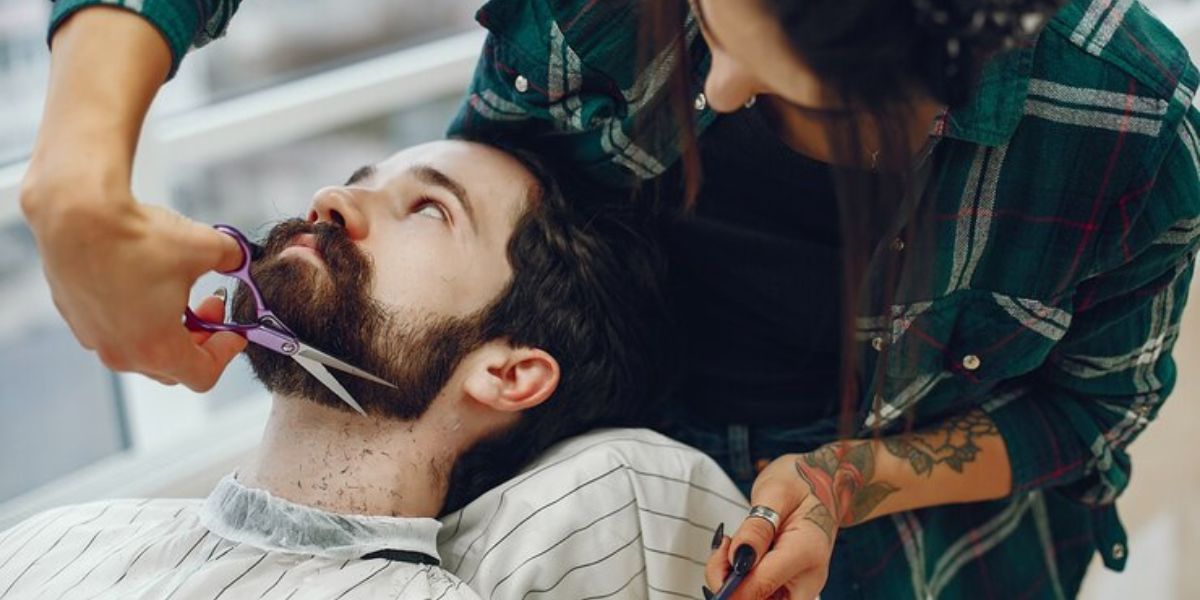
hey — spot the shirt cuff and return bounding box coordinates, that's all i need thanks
[983,388,1093,497]
[48,0,202,79]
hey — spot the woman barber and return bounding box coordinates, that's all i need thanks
[21,0,1200,597]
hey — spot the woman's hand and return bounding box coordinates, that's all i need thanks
[705,442,898,600]
[19,6,246,390]
[22,181,246,390]
[705,412,1013,599]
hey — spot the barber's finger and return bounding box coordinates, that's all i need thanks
[199,331,247,373]
[705,535,732,592]
[732,526,829,600]
[728,474,806,571]
[187,291,228,345]
[150,328,236,392]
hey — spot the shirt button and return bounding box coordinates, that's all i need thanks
[694,92,708,111]
[871,337,885,351]
[514,75,529,93]
[962,354,981,371]
[1112,542,1126,560]
[754,458,771,473]
[891,238,906,252]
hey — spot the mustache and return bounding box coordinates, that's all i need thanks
[256,218,371,279]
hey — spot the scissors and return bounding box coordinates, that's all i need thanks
[183,224,396,416]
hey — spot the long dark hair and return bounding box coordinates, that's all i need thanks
[640,0,1063,433]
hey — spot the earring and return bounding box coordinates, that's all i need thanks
[743,95,757,109]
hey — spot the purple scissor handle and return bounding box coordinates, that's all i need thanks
[184,224,394,417]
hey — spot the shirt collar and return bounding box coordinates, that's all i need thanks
[935,44,1036,147]
[200,473,442,562]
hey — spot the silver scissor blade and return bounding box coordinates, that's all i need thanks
[295,345,397,388]
[293,354,368,417]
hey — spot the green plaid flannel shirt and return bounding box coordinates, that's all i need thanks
[48,0,1200,597]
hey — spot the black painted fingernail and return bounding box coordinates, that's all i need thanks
[701,585,714,600]
[733,544,756,575]
[711,523,724,550]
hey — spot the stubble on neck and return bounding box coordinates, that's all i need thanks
[237,395,461,518]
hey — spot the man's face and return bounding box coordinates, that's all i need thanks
[234,141,537,419]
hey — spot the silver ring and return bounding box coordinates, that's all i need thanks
[746,505,781,531]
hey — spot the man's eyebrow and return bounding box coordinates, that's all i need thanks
[344,164,376,186]
[410,164,475,227]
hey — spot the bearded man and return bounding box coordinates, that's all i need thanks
[0,140,749,599]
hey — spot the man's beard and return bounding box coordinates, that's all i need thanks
[232,218,485,420]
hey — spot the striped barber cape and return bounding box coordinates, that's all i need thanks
[0,429,748,599]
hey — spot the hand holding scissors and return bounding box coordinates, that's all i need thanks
[703,523,758,600]
[184,225,395,416]
[705,454,838,600]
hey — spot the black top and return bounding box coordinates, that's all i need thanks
[656,104,843,425]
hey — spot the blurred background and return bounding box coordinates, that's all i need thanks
[0,1,1197,597]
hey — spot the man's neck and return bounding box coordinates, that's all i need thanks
[237,396,460,518]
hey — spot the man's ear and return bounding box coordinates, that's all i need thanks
[462,342,560,413]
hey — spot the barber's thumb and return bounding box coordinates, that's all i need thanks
[210,228,245,273]
[182,218,244,274]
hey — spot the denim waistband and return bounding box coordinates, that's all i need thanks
[658,411,840,496]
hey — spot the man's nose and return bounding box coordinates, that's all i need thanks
[308,186,368,239]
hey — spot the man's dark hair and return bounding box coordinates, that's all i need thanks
[440,143,673,514]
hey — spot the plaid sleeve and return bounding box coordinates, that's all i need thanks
[446,0,689,189]
[48,0,242,79]
[446,33,553,144]
[985,107,1200,507]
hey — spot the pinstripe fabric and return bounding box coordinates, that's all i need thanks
[42,0,1200,596]
[0,498,474,600]
[438,430,747,600]
[0,430,747,600]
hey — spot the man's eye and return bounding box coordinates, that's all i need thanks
[414,200,447,221]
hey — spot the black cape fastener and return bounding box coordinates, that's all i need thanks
[361,549,440,566]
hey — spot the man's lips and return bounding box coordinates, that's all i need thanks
[280,233,325,263]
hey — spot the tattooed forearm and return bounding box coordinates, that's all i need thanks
[882,409,998,475]
[789,410,1006,532]
[794,441,899,530]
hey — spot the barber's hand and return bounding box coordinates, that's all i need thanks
[21,7,247,391]
[705,443,887,599]
[22,183,246,390]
